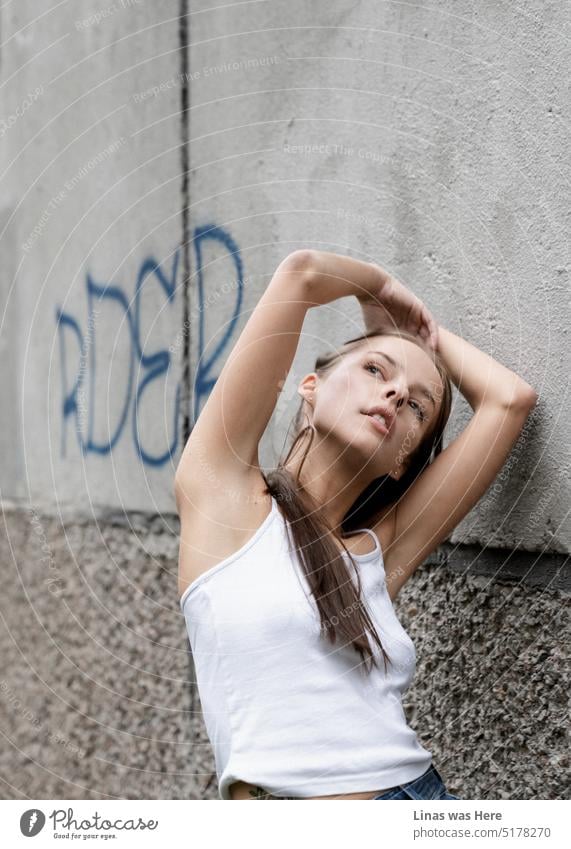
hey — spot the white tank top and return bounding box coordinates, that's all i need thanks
[179,494,432,799]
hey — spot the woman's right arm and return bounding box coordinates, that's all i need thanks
[174,250,316,503]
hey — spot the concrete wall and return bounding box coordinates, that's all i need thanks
[1,0,182,514]
[0,0,568,799]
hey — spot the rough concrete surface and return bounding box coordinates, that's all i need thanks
[0,507,567,799]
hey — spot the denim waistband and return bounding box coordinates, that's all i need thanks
[373,764,449,800]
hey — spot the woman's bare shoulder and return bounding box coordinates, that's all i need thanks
[177,470,274,600]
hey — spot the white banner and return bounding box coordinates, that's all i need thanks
[1,799,568,849]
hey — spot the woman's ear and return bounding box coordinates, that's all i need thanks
[297,372,318,408]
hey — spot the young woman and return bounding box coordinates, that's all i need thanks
[175,250,537,800]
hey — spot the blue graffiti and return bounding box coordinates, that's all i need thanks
[192,224,244,423]
[55,225,244,467]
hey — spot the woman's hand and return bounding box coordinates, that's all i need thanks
[358,263,439,350]
[291,251,438,350]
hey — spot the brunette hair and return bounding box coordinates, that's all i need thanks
[261,328,453,674]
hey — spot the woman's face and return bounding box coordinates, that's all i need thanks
[301,335,445,479]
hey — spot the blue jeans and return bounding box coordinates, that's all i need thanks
[373,764,461,800]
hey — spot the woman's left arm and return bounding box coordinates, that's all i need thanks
[379,322,538,598]
[435,324,537,411]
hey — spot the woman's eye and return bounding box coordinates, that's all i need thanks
[410,400,427,421]
[365,362,384,377]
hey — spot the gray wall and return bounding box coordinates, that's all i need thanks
[0,0,568,799]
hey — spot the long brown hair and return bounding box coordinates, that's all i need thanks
[261,328,453,674]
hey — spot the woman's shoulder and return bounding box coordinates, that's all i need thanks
[177,470,276,601]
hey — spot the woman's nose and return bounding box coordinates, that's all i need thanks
[384,382,408,406]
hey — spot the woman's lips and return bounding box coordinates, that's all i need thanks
[365,413,390,436]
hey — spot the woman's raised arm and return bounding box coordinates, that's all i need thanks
[174,250,315,500]
[381,323,538,598]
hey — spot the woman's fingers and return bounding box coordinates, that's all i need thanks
[363,271,438,349]
[420,304,437,350]
[409,296,425,338]
[429,315,439,350]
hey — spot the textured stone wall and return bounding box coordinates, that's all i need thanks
[0,508,567,799]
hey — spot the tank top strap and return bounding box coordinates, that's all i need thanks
[343,526,381,559]
[360,527,381,554]
[361,527,380,547]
